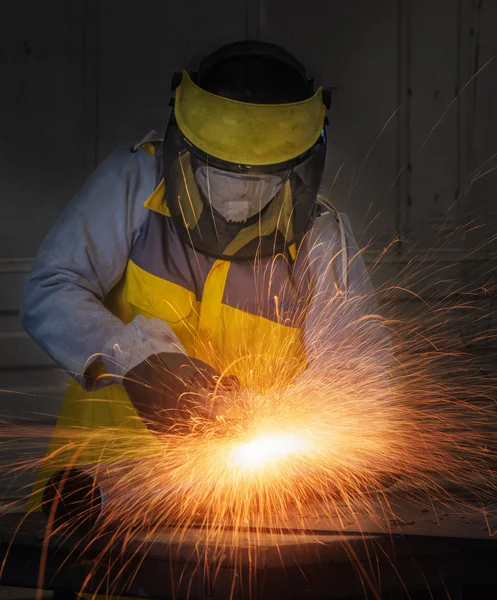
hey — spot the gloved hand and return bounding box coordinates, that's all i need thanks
[123,352,238,432]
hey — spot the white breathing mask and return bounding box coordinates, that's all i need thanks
[195,166,289,223]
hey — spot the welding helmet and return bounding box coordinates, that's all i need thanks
[162,41,330,260]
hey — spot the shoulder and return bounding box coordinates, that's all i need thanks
[66,137,162,236]
[307,200,355,249]
[98,142,158,182]
[92,129,162,180]
[85,137,161,214]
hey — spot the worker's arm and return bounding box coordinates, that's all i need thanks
[20,146,184,390]
[303,210,393,382]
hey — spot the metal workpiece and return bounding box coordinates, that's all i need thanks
[13,455,497,598]
[1,497,497,599]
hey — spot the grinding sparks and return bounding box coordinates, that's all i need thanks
[2,218,497,599]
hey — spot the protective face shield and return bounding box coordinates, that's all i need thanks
[195,167,290,223]
[161,42,330,261]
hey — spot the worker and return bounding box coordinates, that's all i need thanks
[21,42,390,503]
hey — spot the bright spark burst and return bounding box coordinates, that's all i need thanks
[231,433,311,470]
[2,181,497,599]
[0,222,492,600]
[2,227,496,598]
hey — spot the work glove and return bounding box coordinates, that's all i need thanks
[123,352,239,432]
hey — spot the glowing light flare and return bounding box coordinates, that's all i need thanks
[230,432,312,470]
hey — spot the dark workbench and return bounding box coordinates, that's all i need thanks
[1,506,497,599]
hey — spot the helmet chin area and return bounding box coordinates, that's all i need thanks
[195,166,289,223]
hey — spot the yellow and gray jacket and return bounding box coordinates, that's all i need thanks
[20,140,389,500]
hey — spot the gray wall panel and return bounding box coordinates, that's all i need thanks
[407,0,460,247]
[0,274,25,313]
[0,1,92,258]
[464,1,497,254]
[0,332,55,369]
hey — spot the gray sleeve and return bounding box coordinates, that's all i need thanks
[303,211,393,372]
[20,146,182,389]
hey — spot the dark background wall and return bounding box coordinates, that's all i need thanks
[0,0,497,497]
